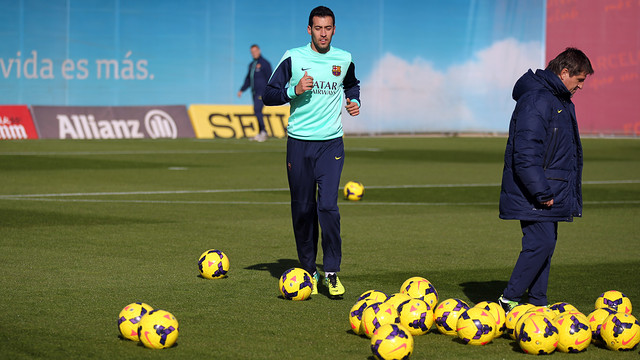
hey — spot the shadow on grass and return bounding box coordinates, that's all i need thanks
[244,258,301,279]
[452,337,467,345]
[509,339,521,353]
[345,329,364,337]
[196,274,228,280]
[136,341,179,349]
[121,334,179,349]
[459,280,508,305]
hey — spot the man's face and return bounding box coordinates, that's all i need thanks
[307,16,335,54]
[250,46,261,60]
[560,68,588,96]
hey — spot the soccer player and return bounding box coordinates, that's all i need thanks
[238,44,272,142]
[263,6,360,297]
[498,48,594,312]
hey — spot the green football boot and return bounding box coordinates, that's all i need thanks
[498,294,518,313]
[311,272,319,295]
[324,273,345,297]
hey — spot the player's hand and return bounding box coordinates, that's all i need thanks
[295,71,314,95]
[345,98,360,116]
[237,91,242,98]
[541,199,554,207]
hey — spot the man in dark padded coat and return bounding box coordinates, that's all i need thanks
[498,48,594,312]
[238,44,272,142]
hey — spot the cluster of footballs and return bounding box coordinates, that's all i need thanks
[348,276,438,359]
[116,249,231,350]
[507,290,639,354]
[346,276,639,359]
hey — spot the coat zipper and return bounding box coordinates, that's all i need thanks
[543,127,558,170]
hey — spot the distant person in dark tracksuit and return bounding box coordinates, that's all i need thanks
[498,48,594,312]
[238,44,272,142]
[263,6,360,297]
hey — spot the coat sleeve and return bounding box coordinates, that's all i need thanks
[262,59,273,80]
[240,63,251,92]
[512,94,554,203]
[343,62,361,106]
[263,54,293,106]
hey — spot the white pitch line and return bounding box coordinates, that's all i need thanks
[0,197,495,206]
[0,147,380,156]
[366,183,500,189]
[0,149,284,156]
[368,180,640,189]
[583,180,640,185]
[0,198,290,205]
[0,188,290,198]
[0,180,638,199]
[2,197,639,206]
[583,200,640,205]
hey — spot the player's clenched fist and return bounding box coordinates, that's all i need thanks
[295,71,314,95]
[345,98,359,116]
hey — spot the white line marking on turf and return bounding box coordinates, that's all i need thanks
[583,200,640,205]
[366,183,500,189]
[367,180,640,189]
[1,179,636,199]
[0,188,290,198]
[2,197,639,206]
[0,198,291,205]
[0,147,380,156]
[583,180,640,184]
[0,149,285,156]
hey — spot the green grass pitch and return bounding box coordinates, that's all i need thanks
[0,137,638,359]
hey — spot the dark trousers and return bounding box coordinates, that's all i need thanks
[503,221,558,306]
[286,137,344,275]
[253,95,265,132]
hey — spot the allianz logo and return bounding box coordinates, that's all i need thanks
[57,109,177,139]
[1,116,28,139]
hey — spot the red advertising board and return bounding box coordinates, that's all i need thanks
[546,0,640,135]
[0,105,39,140]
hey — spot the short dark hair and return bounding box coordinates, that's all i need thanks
[250,44,259,49]
[308,6,335,27]
[546,47,594,77]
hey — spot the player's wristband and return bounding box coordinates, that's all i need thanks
[287,86,298,100]
[350,99,360,108]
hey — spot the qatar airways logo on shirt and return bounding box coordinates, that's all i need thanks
[312,80,340,96]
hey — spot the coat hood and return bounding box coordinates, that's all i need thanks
[512,69,572,102]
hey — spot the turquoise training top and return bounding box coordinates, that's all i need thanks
[263,43,360,141]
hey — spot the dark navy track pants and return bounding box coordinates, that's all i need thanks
[286,136,344,275]
[503,221,558,306]
[253,95,265,132]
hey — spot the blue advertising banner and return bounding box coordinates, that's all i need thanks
[0,0,545,133]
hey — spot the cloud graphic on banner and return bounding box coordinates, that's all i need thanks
[345,38,542,133]
[448,38,542,91]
